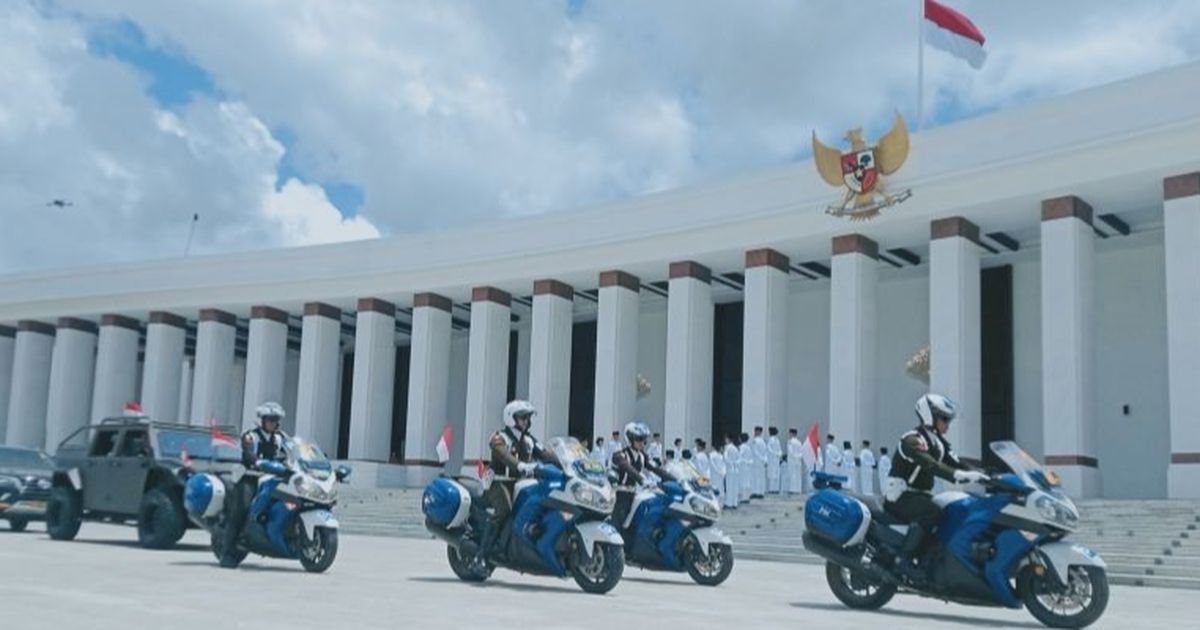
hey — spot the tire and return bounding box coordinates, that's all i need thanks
[446,544,492,582]
[684,539,734,586]
[210,523,248,567]
[8,518,29,532]
[570,540,624,595]
[1018,564,1109,629]
[825,561,896,610]
[137,488,185,549]
[46,486,82,541]
[299,527,339,573]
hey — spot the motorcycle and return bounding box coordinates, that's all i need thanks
[802,440,1108,629]
[184,437,349,573]
[422,437,625,594]
[614,459,734,586]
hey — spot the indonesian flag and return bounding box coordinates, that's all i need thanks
[435,425,453,464]
[210,418,238,449]
[924,0,987,69]
[799,422,823,471]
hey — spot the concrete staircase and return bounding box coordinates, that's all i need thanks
[333,487,1200,590]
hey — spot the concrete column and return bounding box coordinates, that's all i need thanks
[1041,196,1100,497]
[1165,174,1200,497]
[190,309,236,426]
[0,326,15,441]
[528,280,574,443]
[463,287,512,472]
[347,298,397,461]
[829,235,878,445]
[594,271,640,442]
[404,293,453,475]
[44,318,98,450]
[665,262,714,444]
[177,358,193,425]
[743,249,790,435]
[141,311,187,422]
[930,218,983,461]
[228,358,246,429]
[282,349,300,435]
[294,303,343,454]
[5,321,55,448]
[90,315,141,423]
[241,306,289,430]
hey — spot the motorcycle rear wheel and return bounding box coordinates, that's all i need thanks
[1018,564,1109,629]
[447,545,492,582]
[825,561,896,610]
[210,519,248,567]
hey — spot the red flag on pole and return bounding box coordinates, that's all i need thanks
[924,0,987,68]
[209,416,237,449]
[800,422,822,472]
[435,425,453,464]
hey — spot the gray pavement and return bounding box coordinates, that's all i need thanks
[0,523,1194,630]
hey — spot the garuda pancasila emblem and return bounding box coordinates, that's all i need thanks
[812,112,912,221]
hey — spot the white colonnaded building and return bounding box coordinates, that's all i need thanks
[2,63,1200,499]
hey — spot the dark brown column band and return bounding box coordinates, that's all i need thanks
[413,293,453,312]
[148,311,187,329]
[1170,453,1200,464]
[745,248,789,272]
[100,314,141,332]
[1041,196,1093,226]
[1044,455,1099,468]
[250,305,289,324]
[669,261,712,283]
[1164,173,1200,201]
[303,302,342,320]
[599,270,640,292]
[56,317,97,334]
[832,234,879,259]
[18,320,56,336]
[199,309,236,326]
[357,297,396,316]
[931,217,981,245]
[533,280,574,301]
[471,286,512,307]
[0,325,15,338]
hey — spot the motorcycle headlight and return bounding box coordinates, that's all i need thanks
[688,495,721,520]
[1035,495,1077,530]
[570,481,613,512]
[294,476,333,503]
[36,478,52,490]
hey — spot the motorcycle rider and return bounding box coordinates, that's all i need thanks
[475,399,561,563]
[611,421,675,527]
[884,393,989,579]
[220,401,288,568]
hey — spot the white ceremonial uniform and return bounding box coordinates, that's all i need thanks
[647,441,663,463]
[592,443,606,465]
[858,447,876,496]
[766,435,783,494]
[606,439,623,468]
[708,449,726,501]
[786,437,804,494]
[841,446,857,492]
[877,452,892,495]
[694,449,711,479]
[739,443,754,500]
[824,442,842,475]
[722,443,740,508]
[752,435,768,496]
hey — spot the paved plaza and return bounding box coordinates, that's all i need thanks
[0,523,1195,629]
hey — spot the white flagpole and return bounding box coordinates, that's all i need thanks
[916,0,925,131]
[183,212,199,256]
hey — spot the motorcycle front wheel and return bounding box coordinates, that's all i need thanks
[825,561,896,610]
[570,540,624,594]
[1018,564,1109,629]
[684,538,734,586]
[299,527,339,573]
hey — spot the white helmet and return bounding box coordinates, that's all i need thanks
[256,401,286,427]
[915,393,957,426]
[503,400,537,429]
[624,421,650,445]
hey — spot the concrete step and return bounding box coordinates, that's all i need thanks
[1108,573,1200,590]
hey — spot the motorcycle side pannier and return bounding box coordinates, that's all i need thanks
[422,477,471,528]
[805,489,870,547]
[184,473,226,519]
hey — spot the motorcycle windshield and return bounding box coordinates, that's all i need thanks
[663,460,715,495]
[546,437,607,484]
[285,438,333,481]
[989,441,1067,498]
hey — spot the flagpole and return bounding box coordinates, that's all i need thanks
[916,0,925,131]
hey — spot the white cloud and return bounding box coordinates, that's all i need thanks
[264,178,380,246]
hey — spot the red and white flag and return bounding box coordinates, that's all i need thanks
[799,422,823,472]
[435,425,453,464]
[209,417,238,449]
[924,0,987,69]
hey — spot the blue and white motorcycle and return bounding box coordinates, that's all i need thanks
[802,441,1108,628]
[422,437,625,594]
[184,437,349,573]
[615,460,734,585]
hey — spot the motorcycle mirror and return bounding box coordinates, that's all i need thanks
[335,465,352,482]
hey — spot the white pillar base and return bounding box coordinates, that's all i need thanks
[348,298,397,462]
[463,287,512,472]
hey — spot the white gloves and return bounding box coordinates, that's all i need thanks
[517,462,538,475]
[954,470,989,484]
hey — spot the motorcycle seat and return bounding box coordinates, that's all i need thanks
[850,493,902,526]
[452,476,486,501]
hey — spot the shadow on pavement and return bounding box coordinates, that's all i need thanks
[789,601,1041,628]
[620,576,696,587]
[53,538,211,552]
[169,560,306,573]
[408,576,584,595]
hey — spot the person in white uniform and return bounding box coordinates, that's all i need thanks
[841,440,857,492]
[693,439,711,479]
[751,427,768,499]
[786,428,803,495]
[708,442,726,503]
[722,434,740,509]
[647,432,664,464]
[858,439,876,496]
[766,427,783,494]
[738,433,754,501]
[606,431,623,468]
[824,434,841,475]
[592,437,606,467]
[877,446,892,496]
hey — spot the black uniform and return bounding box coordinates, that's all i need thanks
[219,427,287,566]
[611,446,674,527]
[884,424,970,558]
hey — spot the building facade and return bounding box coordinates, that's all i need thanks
[2,64,1200,498]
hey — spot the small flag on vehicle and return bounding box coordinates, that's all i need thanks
[210,418,238,449]
[435,425,453,464]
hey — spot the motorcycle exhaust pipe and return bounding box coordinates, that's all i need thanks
[802,532,898,585]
